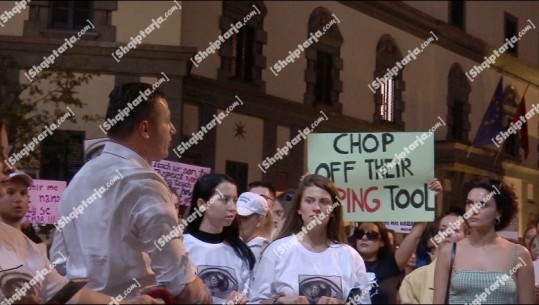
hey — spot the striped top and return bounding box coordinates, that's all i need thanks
[448,246,519,304]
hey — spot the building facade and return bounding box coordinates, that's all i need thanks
[1,1,538,237]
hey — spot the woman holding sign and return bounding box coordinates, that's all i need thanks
[433,177,534,304]
[349,179,442,304]
[250,174,371,304]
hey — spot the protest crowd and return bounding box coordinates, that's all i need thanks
[1,82,537,304]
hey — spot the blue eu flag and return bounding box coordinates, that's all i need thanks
[472,77,504,147]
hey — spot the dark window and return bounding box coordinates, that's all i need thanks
[225,160,248,194]
[314,51,333,106]
[275,169,289,191]
[230,25,255,81]
[49,1,93,30]
[446,63,471,142]
[40,130,85,183]
[219,1,267,90]
[373,34,405,129]
[504,12,518,55]
[304,7,343,112]
[451,99,464,140]
[503,130,519,156]
[177,153,199,166]
[449,1,465,30]
[380,78,395,122]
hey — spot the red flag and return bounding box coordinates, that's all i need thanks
[511,96,529,159]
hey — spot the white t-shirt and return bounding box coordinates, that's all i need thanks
[247,236,268,264]
[0,222,80,304]
[250,235,371,304]
[50,142,195,298]
[183,233,251,304]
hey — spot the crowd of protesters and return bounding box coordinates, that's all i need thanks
[0,82,537,304]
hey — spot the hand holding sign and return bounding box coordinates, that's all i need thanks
[307,132,436,222]
[428,178,442,194]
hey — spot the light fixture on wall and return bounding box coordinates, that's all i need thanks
[234,121,246,139]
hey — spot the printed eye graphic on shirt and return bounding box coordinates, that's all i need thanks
[198,265,239,300]
[298,275,343,304]
[0,270,41,300]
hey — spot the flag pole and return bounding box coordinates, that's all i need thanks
[518,82,530,160]
[522,83,530,97]
[466,145,472,159]
[493,149,502,165]
[491,72,507,165]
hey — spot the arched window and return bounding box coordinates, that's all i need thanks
[304,7,343,112]
[373,35,405,129]
[446,63,471,142]
[218,1,267,90]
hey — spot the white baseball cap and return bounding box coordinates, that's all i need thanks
[8,170,33,187]
[237,192,268,216]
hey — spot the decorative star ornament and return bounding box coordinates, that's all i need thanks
[234,121,246,139]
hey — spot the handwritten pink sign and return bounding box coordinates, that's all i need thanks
[152,160,211,206]
[24,179,67,224]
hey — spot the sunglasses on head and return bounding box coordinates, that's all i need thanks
[355,229,380,241]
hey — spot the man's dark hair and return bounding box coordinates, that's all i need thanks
[106,82,166,138]
[248,181,276,199]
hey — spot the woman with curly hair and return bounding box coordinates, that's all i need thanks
[433,177,534,304]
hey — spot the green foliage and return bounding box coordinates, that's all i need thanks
[0,54,102,170]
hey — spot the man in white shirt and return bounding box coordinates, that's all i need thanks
[50,83,211,304]
[236,192,270,263]
[0,120,160,305]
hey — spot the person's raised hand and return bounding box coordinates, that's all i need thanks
[428,178,442,194]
